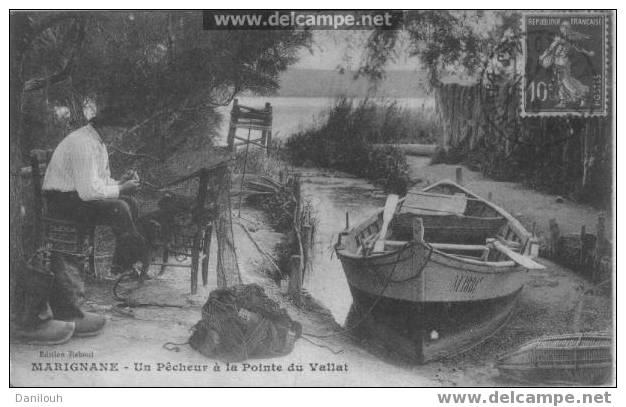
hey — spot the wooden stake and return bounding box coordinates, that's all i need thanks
[237,127,252,217]
[580,225,586,267]
[455,167,463,185]
[264,102,273,155]
[593,216,607,282]
[227,99,239,151]
[549,219,560,258]
[288,255,303,305]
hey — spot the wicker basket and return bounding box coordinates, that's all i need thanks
[496,332,613,384]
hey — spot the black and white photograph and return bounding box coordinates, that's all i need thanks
[8,8,615,392]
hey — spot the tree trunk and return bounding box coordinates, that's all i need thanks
[10,13,27,317]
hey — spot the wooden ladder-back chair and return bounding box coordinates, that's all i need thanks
[30,149,97,278]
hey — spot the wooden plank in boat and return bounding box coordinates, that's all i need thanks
[394,212,506,231]
[404,192,467,215]
[384,240,486,252]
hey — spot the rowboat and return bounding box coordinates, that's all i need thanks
[496,332,613,384]
[335,180,542,363]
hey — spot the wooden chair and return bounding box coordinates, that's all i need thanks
[29,149,97,278]
[153,164,228,294]
[31,147,232,294]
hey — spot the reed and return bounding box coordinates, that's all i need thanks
[284,97,413,194]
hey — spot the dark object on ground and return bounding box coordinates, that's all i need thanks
[496,332,612,385]
[189,284,301,362]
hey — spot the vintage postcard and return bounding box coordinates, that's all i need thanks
[8,9,615,392]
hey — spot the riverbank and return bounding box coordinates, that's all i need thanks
[296,158,612,386]
[9,202,440,387]
[9,151,613,387]
[407,157,613,239]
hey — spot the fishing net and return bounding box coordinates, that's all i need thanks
[135,158,241,289]
[189,283,301,362]
[212,165,242,288]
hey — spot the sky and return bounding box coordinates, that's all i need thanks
[292,12,502,72]
[293,31,420,71]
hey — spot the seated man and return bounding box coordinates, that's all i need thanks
[43,110,146,276]
[13,103,149,345]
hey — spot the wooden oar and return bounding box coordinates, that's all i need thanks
[489,239,545,269]
[372,194,399,253]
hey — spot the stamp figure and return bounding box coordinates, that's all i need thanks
[521,12,609,116]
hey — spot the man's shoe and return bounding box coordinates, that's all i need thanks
[63,311,106,337]
[48,253,105,337]
[12,320,75,345]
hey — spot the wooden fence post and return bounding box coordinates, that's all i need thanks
[593,216,608,282]
[191,169,209,294]
[264,102,273,155]
[579,225,587,267]
[549,219,561,259]
[301,223,313,280]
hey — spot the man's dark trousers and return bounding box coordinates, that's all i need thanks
[44,191,148,274]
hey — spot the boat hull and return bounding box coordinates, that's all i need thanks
[346,283,522,363]
[337,242,527,303]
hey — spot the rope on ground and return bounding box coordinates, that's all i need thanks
[300,335,344,354]
[115,300,188,309]
[112,271,189,309]
[163,340,190,352]
[235,221,281,273]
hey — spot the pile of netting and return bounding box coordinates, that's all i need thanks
[189,284,301,362]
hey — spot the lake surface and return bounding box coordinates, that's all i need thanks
[215,96,434,144]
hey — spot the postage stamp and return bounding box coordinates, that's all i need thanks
[520,11,611,117]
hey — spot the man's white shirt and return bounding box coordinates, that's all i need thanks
[42,123,120,201]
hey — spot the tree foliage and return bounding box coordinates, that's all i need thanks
[360,11,521,85]
[12,11,311,155]
[9,11,310,280]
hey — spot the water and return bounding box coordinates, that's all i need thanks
[215,96,434,145]
[299,157,430,324]
[218,95,433,324]
[300,173,384,324]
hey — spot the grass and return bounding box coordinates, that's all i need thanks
[234,149,318,283]
[284,97,413,194]
[371,100,440,145]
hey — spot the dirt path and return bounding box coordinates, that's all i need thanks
[295,159,612,386]
[405,158,612,385]
[9,206,438,387]
[10,159,612,387]
[407,157,612,239]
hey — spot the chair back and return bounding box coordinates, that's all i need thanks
[29,149,54,218]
